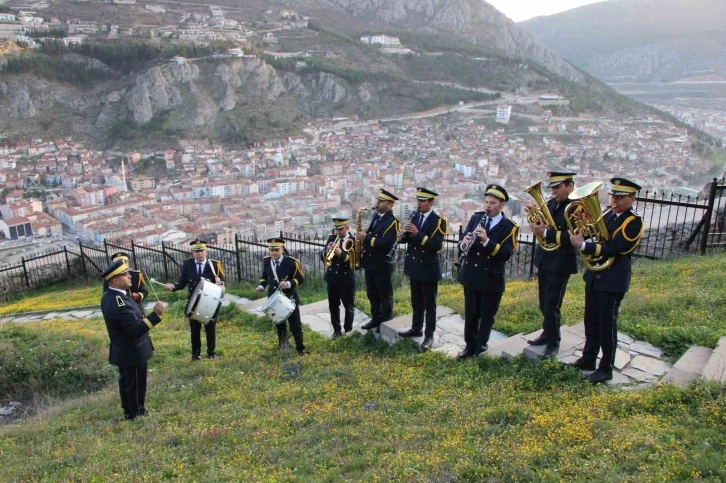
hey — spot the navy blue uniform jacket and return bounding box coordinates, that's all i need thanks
[533,197,579,275]
[402,211,448,282]
[457,212,519,293]
[101,289,161,367]
[171,258,225,296]
[582,208,643,293]
[259,255,305,302]
[360,210,399,273]
[321,233,356,287]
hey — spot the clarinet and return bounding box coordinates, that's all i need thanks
[387,210,418,259]
[454,214,488,268]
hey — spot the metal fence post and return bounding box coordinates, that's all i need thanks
[79,241,89,279]
[131,240,138,269]
[700,178,718,255]
[161,241,169,281]
[529,240,536,279]
[21,257,30,288]
[103,238,110,262]
[235,233,242,282]
[63,245,72,276]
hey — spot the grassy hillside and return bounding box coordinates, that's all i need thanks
[0,254,725,480]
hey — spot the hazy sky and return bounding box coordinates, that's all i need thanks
[486,0,609,22]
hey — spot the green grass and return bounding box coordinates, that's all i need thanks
[1,301,725,480]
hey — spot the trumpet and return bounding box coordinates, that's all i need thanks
[323,235,354,267]
[387,210,417,259]
[454,215,488,268]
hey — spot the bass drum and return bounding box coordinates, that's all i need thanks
[261,290,296,325]
[185,278,225,325]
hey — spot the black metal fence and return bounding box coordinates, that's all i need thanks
[1,178,723,300]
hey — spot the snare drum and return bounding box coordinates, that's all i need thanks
[185,278,225,325]
[261,290,296,325]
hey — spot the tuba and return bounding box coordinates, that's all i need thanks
[564,181,615,272]
[353,207,373,269]
[524,181,560,252]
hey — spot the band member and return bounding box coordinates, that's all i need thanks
[568,178,643,383]
[527,171,579,359]
[397,188,448,351]
[357,189,400,332]
[457,184,519,359]
[103,252,148,305]
[256,238,306,355]
[100,259,165,420]
[163,240,225,361]
[321,217,356,339]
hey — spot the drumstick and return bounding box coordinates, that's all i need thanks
[143,272,161,302]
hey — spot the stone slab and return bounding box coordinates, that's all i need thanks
[557,353,580,365]
[562,322,585,339]
[703,352,726,383]
[438,333,465,347]
[42,312,60,320]
[435,315,465,336]
[613,349,632,371]
[714,337,726,355]
[621,367,659,383]
[435,306,456,318]
[672,345,713,374]
[605,371,634,386]
[489,334,529,360]
[489,329,509,343]
[433,343,462,357]
[523,330,585,361]
[661,367,701,387]
[379,314,414,345]
[630,355,670,377]
[298,299,330,315]
[618,332,635,345]
[522,329,544,342]
[630,341,663,359]
[67,310,95,319]
[244,298,267,310]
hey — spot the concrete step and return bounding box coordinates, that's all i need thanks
[488,334,529,360]
[661,345,713,387]
[523,329,586,361]
[703,336,726,383]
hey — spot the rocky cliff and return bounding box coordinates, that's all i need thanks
[274,0,580,81]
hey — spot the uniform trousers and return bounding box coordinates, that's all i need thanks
[190,318,216,358]
[463,288,502,353]
[277,305,305,353]
[365,270,393,326]
[118,364,148,420]
[538,270,571,345]
[582,284,624,371]
[410,279,438,336]
[327,284,355,332]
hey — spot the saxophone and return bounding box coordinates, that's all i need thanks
[354,206,373,269]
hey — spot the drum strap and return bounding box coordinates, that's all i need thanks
[272,258,281,283]
[207,260,218,279]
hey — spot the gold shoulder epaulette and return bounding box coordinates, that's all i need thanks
[116,295,125,307]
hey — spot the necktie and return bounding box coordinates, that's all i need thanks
[197,263,203,276]
[371,214,380,229]
[416,213,423,229]
[484,216,492,232]
[274,260,279,269]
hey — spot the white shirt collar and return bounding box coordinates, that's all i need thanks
[108,287,126,295]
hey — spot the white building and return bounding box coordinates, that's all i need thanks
[496,104,512,124]
[360,35,401,46]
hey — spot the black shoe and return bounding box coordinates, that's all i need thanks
[297,348,305,356]
[360,320,379,330]
[527,335,548,346]
[331,331,342,340]
[420,335,434,351]
[541,344,559,359]
[457,347,475,360]
[566,357,596,371]
[587,369,613,384]
[279,338,290,350]
[208,353,217,359]
[344,326,353,333]
[191,355,202,362]
[139,407,150,417]
[398,328,423,338]
[474,344,489,357]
